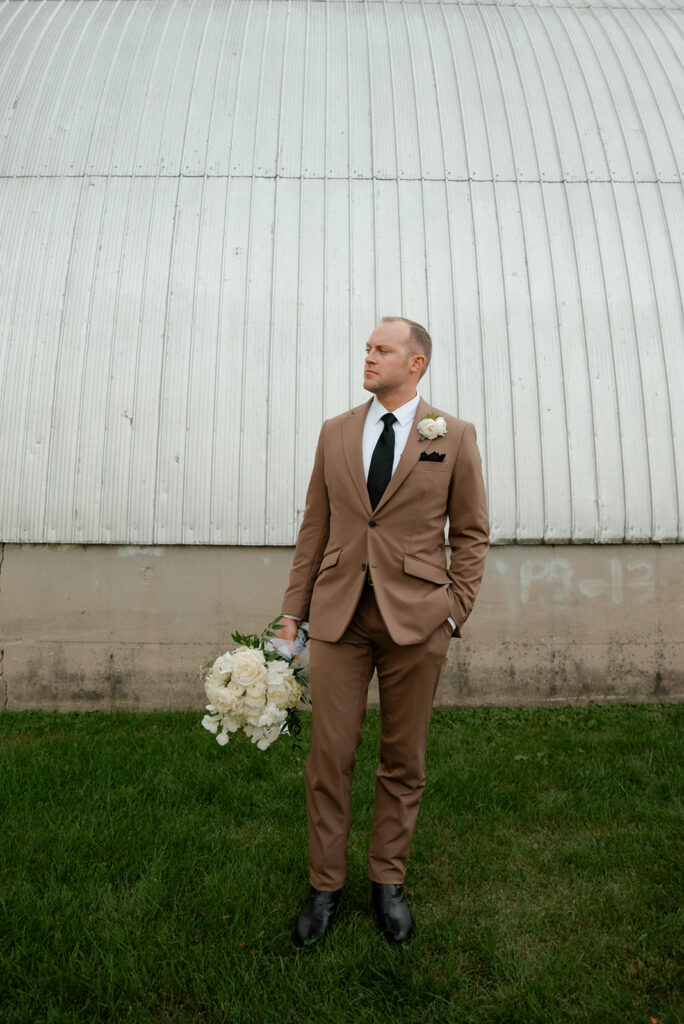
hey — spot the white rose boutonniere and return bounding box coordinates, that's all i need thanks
[417,414,447,441]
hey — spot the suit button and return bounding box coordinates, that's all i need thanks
[361,563,367,571]
[369,521,376,528]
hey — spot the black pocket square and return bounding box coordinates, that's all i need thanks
[419,451,446,463]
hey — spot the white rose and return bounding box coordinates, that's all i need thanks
[268,682,291,710]
[229,682,248,712]
[418,418,439,439]
[266,662,299,709]
[204,667,223,689]
[230,648,267,688]
[205,660,241,693]
[204,679,226,709]
[266,659,289,681]
[205,678,244,714]
[242,679,267,710]
[214,652,234,676]
[418,416,447,440]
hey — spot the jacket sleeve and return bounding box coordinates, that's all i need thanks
[446,422,490,631]
[280,422,331,621]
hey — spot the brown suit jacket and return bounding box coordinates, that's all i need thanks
[282,396,489,646]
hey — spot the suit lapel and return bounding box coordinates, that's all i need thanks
[342,400,373,515]
[373,396,430,513]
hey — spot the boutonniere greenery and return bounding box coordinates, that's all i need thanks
[417,414,447,442]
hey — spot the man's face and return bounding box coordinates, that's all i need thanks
[363,321,417,396]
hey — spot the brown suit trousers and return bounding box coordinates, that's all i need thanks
[307,583,453,888]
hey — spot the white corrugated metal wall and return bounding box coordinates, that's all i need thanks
[0,0,682,545]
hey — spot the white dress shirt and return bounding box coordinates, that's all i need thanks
[362,393,421,480]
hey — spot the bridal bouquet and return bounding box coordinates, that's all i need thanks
[200,618,309,751]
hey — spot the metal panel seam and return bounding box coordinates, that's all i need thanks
[70,0,138,543]
[512,5,581,536]
[152,0,201,544]
[421,2,462,412]
[567,5,655,537]
[264,0,296,541]
[602,7,676,180]
[180,0,218,544]
[362,0,379,323]
[440,2,490,498]
[483,5,551,539]
[237,0,276,543]
[39,1,108,541]
[548,4,629,540]
[345,0,355,410]
[2,172,674,184]
[599,11,680,537]
[189,0,236,543]
[380,3,405,313]
[401,2,432,338]
[633,5,684,183]
[0,0,65,175]
[120,3,175,543]
[460,5,518,537]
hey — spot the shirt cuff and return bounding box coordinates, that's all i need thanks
[281,614,302,621]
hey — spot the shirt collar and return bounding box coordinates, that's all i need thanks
[370,393,420,428]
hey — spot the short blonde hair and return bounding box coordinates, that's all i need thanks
[381,316,432,376]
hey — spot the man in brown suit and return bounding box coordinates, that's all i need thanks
[275,317,489,946]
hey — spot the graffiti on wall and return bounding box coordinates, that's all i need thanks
[495,556,655,606]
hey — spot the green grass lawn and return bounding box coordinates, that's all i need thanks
[1,704,681,1024]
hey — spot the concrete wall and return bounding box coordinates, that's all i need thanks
[1,543,682,711]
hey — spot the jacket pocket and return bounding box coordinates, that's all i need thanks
[415,455,449,473]
[317,546,342,575]
[403,553,449,586]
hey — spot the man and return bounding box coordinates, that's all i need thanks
[275,317,489,946]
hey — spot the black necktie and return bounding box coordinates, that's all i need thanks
[367,413,397,510]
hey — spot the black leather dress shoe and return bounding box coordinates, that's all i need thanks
[292,886,342,947]
[371,882,414,943]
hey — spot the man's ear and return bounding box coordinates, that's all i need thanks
[410,352,426,376]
